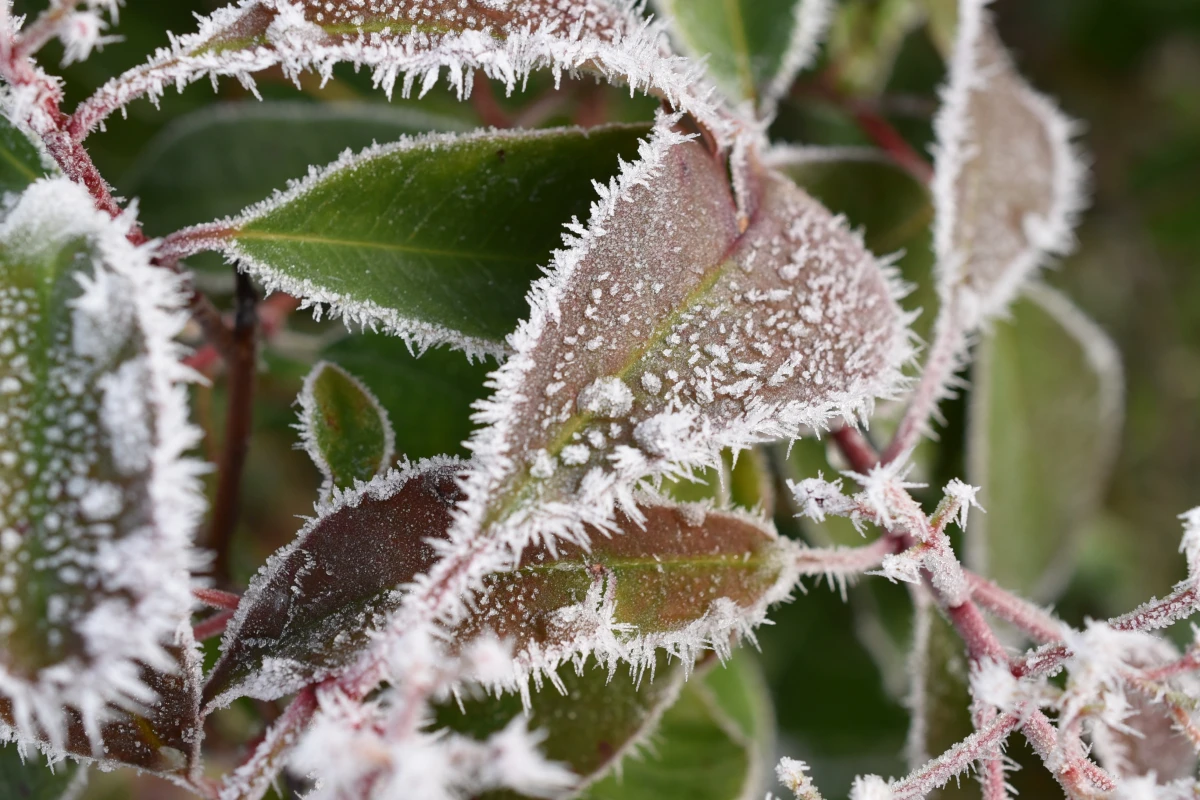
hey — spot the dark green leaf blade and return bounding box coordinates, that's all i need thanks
[0,114,55,196]
[966,286,1123,601]
[297,361,395,494]
[204,124,649,358]
[122,101,470,240]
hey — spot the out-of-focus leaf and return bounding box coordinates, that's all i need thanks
[0,742,83,800]
[653,0,832,111]
[122,101,469,240]
[196,123,648,359]
[0,114,55,196]
[966,286,1123,601]
[459,118,911,562]
[296,361,394,494]
[917,0,957,57]
[0,179,204,774]
[580,651,771,800]
[827,0,928,95]
[319,331,490,461]
[930,2,1085,327]
[726,447,775,514]
[436,655,687,797]
[204,457,797,709]
[907,594,974,800]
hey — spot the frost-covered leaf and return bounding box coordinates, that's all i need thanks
[768,145,936,341]
[435,655,687,797]
[76,0,731,144]
[453,113,910,594]
[580,651,771,800]
[456,495,796,684]
[203,458,798,709]
[123,101,470,241]
[203,457,464,710]
[187,124,648,360]
[653,0,833,113]
[297,361,395,497]
[0,740,84,800]
[0,179,205,758]
[906,596,974,800]
[0,114,57,197]
[966,285,1123,602]
[931,0,1085,327]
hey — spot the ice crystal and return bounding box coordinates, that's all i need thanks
[0,178,204,754]
[778,757,825,800]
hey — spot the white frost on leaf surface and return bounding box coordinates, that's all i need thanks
[292,691,575,800]
[74,0,734,146]
[0,178,205,753]
[930,0,1087,328]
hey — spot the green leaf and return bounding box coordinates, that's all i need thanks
[297,361,395,494]
[966,286,1123,601]
[321,330,492,461]
[122,101,470,241]
[580,651,771,800]
[827,0,927,95]
[0,114,55,196]
[202,123,649,359]
[0,742,83,800]
[908,596,975,800]
[0,178,204,772]
[203,458,797,710]
[654,0,830,110]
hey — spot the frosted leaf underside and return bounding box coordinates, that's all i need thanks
[933,4,1084,324]
[0,179,203,770]
[203,460,792,709]
[214,124,648,357]
[477,131,909,531]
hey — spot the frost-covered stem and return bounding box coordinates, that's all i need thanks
[194,609,236,641]
[1124,673,1200,752]
[216,687,318,800]
[944,599,1008,664]
[1111,583,1200,634]
[194,587,242,611]
[889,710,1020,800]
[1142,647,1200,682]
[883,298,968,464]
[966,571,1064,643]
[210,272,259,586]
[796,536,900,580]
[1020,710,1115,797]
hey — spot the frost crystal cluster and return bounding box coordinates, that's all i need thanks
[0,0,1194,799]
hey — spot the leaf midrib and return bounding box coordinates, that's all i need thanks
[234,228,536,265]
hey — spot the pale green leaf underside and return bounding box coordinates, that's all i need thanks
[222,124,649,352]
[656,0,804,106]
[967,286,1123,602]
